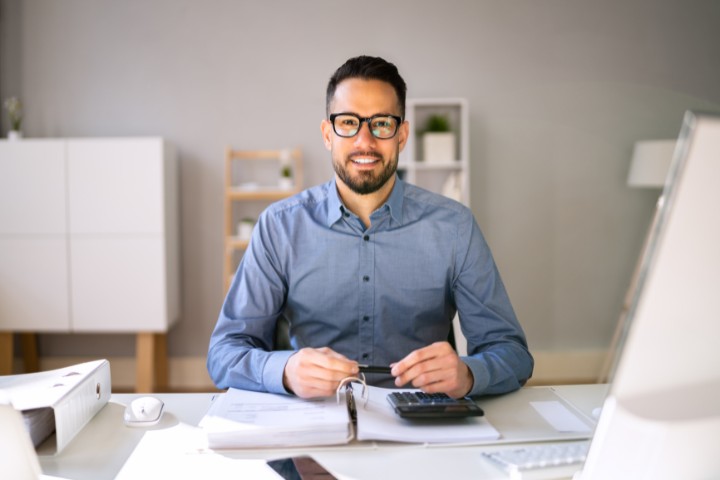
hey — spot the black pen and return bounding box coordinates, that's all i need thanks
[358,365,393,374]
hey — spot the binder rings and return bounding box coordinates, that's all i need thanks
[0,359,111,454]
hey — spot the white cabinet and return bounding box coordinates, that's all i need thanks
[0,140,71,331]
[65,139,180,332]
[0,138,179,390]
[399,98,470,207]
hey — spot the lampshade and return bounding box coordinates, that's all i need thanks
[627,140,675,188]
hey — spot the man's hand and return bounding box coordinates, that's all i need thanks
[390,341,474,398]
[283,347,359,398]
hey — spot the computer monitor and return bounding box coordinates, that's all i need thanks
[578,111,720,478]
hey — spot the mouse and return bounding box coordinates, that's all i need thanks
[124,396,164,427]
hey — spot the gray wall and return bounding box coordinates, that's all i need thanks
[2,1,719,362]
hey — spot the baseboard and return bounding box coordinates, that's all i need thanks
[24,349,608,392]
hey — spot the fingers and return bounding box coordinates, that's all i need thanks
[283,347,360,399]
[391,342,473,398]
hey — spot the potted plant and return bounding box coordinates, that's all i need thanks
[3,96,23,140]
[421,114,455,164]
[279,165,293,190]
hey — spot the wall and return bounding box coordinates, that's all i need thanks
[2,0,719,387]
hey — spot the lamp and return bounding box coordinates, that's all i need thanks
[627,140,675,188]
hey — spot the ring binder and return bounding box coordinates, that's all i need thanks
[0,359,112,454]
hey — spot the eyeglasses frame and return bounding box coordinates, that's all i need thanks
[328,112,404,139]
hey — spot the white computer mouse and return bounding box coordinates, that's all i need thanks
[124,396,164,427]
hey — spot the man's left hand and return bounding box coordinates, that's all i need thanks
[390,341,473,398]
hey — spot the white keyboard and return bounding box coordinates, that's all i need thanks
[482,440,590,480]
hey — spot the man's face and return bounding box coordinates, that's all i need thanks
[321,78,408,195]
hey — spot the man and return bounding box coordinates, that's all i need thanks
[208,55,533,399]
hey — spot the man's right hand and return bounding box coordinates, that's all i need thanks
[283,347,359,398]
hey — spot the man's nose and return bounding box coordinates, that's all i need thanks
[354,120,377,146]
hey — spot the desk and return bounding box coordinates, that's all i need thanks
[39,384,608,480]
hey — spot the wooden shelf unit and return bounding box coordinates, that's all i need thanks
[223,147,303,292]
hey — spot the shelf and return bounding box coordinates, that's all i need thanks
[400,161,463,171]
[225,236,250,251]
[223,147,303,293]
[226,187,300,201]
[399,98,470,206]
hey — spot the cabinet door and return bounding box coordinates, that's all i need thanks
[0,140,67,234]
[70,237,168,332]
[0,238,70,331]
[67,139,164,234]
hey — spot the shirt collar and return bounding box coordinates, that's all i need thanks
[326,175,406,227]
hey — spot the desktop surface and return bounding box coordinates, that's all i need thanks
[38,384,607,480]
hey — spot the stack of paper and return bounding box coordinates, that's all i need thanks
[21,407,56,447]
[200,389,353,449]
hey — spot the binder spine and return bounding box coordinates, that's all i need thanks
[54,360,112,453]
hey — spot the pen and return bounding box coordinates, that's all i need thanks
[358,365,393,374]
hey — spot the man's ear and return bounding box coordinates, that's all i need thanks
[320,119,333,151]
[397,120,410,152]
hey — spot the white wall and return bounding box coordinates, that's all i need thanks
[2,0,720,384]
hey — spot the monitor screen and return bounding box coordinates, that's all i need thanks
[579,111,720,478]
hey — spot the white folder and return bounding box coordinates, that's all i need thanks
[0,359,111,454]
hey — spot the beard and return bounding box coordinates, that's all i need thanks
[332,148,399,195]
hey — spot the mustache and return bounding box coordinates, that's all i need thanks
[348,151,382,160]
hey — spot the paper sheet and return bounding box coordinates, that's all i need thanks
[355,385,500,444]
[530,401,592,432]
[116,423,281,479]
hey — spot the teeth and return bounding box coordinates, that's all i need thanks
[353,158,377,164]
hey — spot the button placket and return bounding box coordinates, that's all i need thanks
[358,231,374,363]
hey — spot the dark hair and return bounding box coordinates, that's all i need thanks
[326,55,407,119]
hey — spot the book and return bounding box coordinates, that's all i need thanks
[0,359,112,453]
[199,383,500,449]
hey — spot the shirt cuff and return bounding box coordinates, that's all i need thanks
[262,350,295,395]
[462,356,490,397]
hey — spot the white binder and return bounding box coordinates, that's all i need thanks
[0,359,111,454]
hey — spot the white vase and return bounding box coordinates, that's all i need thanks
[278,177,293,190]
[7,130,22,141]
[422,132,455,163]
[237,221,254,241]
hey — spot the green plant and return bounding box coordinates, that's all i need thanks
[3,97,22,131]
[281,165,292,178]
[424,114,450,133]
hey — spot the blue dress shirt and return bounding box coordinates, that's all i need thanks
[207,177,533,397]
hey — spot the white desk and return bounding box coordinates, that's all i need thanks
[39,384,608,480]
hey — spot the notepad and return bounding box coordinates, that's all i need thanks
[199,384,500,449]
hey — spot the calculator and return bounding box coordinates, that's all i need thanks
[386,391,485,419]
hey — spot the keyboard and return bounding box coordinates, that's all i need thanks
[386,391,484,419]
[482,440,590,480]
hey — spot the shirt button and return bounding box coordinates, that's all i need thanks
[363,234,370,241]
[344,213,350,218]
[362,353,369,359]
[362,275,369,282]
[363,316,369,322]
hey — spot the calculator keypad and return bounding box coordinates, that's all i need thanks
[387,392,485,418]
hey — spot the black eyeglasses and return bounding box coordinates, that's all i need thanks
[329,113,403,139]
